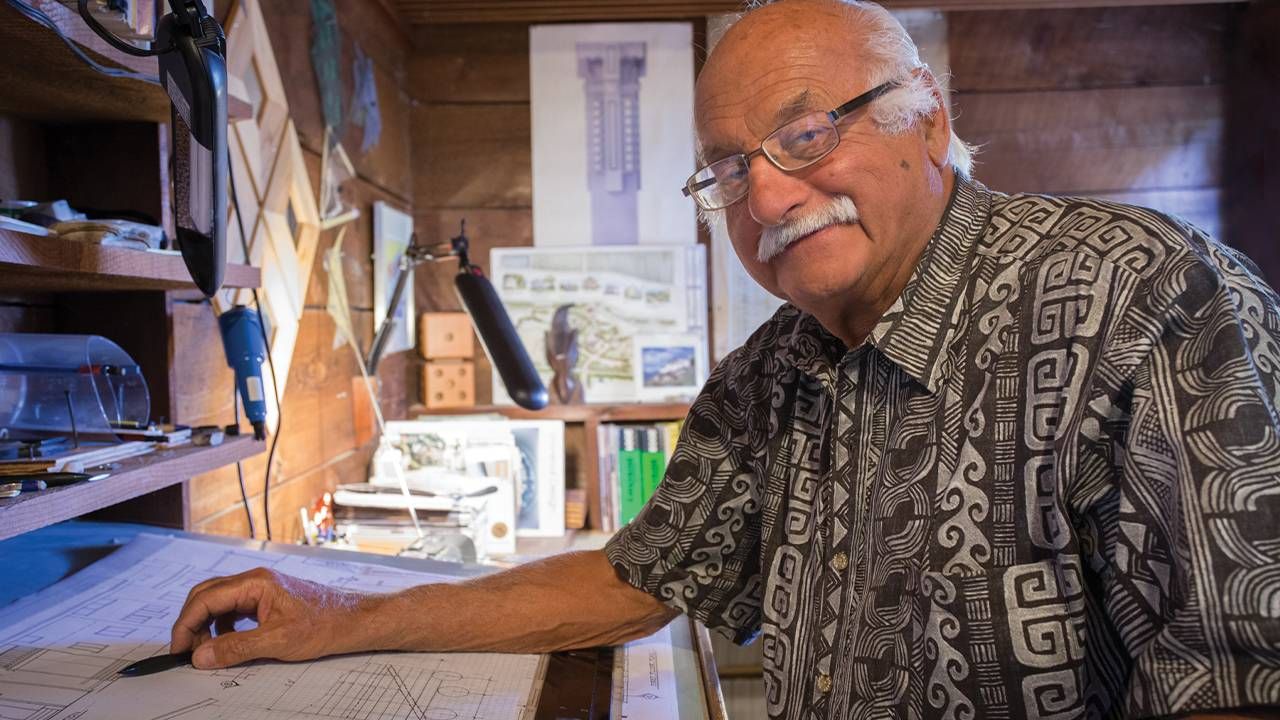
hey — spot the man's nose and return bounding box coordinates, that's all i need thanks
[745,154,808,227]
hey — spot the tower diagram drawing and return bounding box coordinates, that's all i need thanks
[576,42,647,246]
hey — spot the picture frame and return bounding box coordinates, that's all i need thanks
[633,333,704,402]
[373,201,415,355]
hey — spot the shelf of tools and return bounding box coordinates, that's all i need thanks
[0,0,264,535]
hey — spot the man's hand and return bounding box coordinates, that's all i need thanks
[170,567,367,669]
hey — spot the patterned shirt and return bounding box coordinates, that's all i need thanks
[606,178,1280,719]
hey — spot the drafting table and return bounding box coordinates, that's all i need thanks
[0,521,725,720]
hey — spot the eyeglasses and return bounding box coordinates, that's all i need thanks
[681,82,897,211]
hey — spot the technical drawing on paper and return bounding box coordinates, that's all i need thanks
[0,534,543,720]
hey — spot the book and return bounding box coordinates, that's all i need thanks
[618,427,645,525]
[641,427,664,501]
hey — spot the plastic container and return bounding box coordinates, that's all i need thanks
[0,333,150,438]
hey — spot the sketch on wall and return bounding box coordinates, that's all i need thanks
[530,23,696,247]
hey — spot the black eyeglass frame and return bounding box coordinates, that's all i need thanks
[681,81,897,209]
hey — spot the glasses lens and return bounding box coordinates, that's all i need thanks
[765,113,839,169]
[687,155,750,210]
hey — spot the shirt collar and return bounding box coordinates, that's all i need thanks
[771,177,992,393]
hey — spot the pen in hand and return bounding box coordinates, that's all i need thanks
[118,651,194,677]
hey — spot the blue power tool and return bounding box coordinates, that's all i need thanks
[219,306,268,440]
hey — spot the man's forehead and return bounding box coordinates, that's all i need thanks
[695,80,840,162]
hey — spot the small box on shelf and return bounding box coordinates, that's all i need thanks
[419,312,475,360]
[422,359,475,409]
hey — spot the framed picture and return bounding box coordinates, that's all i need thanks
[529,22,697,247]
[373,201,415,355]
[634,333,704,402]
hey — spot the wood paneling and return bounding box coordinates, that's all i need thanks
[394,0,1246,24]
[1224,1,1280,283]
[183,0,416,541]
[954,85,1222,195]
[411,208,533,405]
[414,103,531,209]
[0,116,48,200]
[258,0,413,201]
[411,24,530,103]
[947,6,1229,92]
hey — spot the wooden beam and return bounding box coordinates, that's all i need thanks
[392,0,1246,25]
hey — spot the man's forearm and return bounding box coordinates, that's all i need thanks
[351,549,679,655]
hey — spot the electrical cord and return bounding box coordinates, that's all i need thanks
[76,0,169,57]
[3,0,160,84]
[232,386,255,539]
[228,163,281,542]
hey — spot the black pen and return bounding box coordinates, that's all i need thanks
[118,651,193,677]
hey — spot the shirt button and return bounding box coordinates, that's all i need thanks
[831,551,849,571]
[817,673,833,693]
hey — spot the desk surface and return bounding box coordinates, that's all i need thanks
[0,521,724,720]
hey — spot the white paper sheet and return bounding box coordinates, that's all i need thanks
[611,621,680,720]
[0,534,543,720]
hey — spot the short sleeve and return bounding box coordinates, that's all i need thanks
[605,349,767,644]
[1084,242,1280,717]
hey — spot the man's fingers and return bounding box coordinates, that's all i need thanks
[191,627,273,669]
[171,578,267,653]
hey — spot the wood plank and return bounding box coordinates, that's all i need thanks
[947,6,1230,92]
[1223,1,1280,285]
[0,2,168,122]
[0,435,264,541]
[0,116,49,200]
[0,230,261,292]
[393,0,1246,24]
[1088,188,1221,239]
[410,23,530,103]
[414,402,691,423]
[414,103,531,209]
[194,445,374,540]
[953,84,1222,195]
[44,122,165,230]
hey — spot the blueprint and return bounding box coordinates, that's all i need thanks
[611,622,679,720]
[0,534,543,720]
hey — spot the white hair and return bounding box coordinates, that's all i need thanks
[739,0,976,177]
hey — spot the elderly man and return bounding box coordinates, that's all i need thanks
[171,1,1280,717]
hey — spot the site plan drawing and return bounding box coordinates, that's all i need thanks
[0,534,543,720]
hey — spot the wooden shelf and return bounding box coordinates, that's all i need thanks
[0,1,168,122]
[0,229,260,291]
[0,435,263,541]
[413,402,692,423]
[414,402,691,532]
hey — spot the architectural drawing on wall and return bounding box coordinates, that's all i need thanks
[0,534,542,720]
[530,23,696,247]
[577,42,646,245]
[490,245,707,404]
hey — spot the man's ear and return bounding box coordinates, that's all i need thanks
[918,69,951,171]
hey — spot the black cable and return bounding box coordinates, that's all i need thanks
[76,0,168,57]
[232,384,255,539]
[228,159,280,542]
[3,0,160,84]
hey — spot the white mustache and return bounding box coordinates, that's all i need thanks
[756,195,860,263]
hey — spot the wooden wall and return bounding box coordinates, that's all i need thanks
[948,5,1229,240]
[410,22,533,406]
[182,0,418,539]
